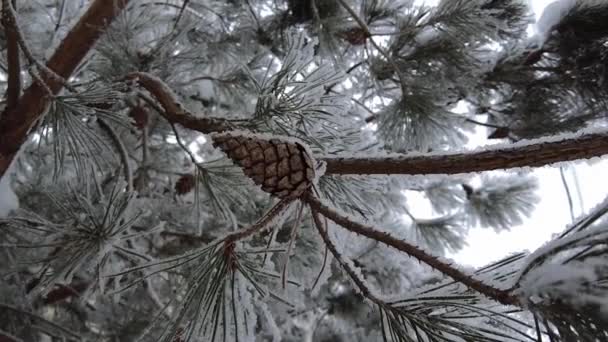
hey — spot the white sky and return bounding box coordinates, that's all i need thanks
[443,0,608,267]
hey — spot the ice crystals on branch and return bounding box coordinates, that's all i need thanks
[534,0,577,46]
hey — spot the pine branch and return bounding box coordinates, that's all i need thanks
[304,192,518,306]
[126,73,608,177]
[311,209,376,300]
[125,72,233,134]
[1,0,20,111]
[224,198,293,243]
[335,0,407,92]
[323,130,608,175]
[0,0,131,178]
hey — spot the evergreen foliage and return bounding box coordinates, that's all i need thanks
[1,0,608,341]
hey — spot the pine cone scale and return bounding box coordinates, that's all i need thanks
[212,132,316,199]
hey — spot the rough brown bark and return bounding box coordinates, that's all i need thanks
[125,72,232,133]
[0,0,131,177]
[322,131,608,175]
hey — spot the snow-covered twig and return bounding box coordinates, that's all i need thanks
[305,192,519,306]
[311,209,377,301]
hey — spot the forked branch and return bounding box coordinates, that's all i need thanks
[0,0,131,177]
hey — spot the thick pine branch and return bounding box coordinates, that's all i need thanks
[323,131,608,175]
[128,71,608,176]
[0,0,131,177]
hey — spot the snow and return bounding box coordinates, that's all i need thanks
[258,301,282,342]
[515,258,608,315]
[532,0,576,46]
[415,26,440,46]
[0,155,19,218]
[0,175,18,218]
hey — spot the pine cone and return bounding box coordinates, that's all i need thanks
[175,174,196,195]
[212,132,315,199]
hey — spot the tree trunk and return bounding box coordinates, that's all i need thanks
[0,0,130,177]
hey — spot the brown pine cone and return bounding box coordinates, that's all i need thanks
[175,174,196,195]
[212,132,315,199]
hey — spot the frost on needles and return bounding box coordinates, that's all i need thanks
[2,0,608,342]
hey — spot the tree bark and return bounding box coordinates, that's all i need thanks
[322,131,608,175]
[125,72,233,133]
[128,71,608,176]
[0,0,131,178]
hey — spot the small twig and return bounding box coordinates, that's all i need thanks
[325,60,365,95]
[170,123,197,164]
[53,0,67,33]
[97,118,133,192]
[224,198,293,244]
[311,240,330,292]
[559,166,575,221]
[281,201,305,289]
[465,117,505,130]
[173,0,191,29]
[335,0,405,90]
[311,209,377,300]
[305,192,519,306]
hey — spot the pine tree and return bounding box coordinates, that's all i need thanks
[1,0,608,341]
